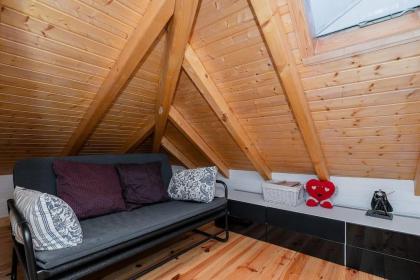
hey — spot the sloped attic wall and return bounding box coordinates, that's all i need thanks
[0,0,418,182]
[176,0,419,180]
[173,71,254,170]
[80,33,166,155]
[291,16,420,178]
[186,0,315,174]
[0,0,153,174]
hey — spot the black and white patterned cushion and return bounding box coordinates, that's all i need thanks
[10,186,83,251]
[167,166,217,203]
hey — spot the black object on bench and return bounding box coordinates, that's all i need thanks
[8,153,229,280]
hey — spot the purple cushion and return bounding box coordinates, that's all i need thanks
[116,162,168,209]
[53,160,126,219]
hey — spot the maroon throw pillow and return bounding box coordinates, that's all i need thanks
[116,162,168,209]
[53,160,126,219]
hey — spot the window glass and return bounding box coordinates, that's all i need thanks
[305,0,420,37]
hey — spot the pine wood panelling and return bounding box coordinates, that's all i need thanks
[164,122,211,168]
[305,73,420,102]
[121,118,155,153]
[263,0,420,181]
[63,0,174,155]
[250,1,329,180]
[133,133,154,154]
[0,0,150,173]
[183,45,270,178]
[169,106,230,177]
[161,136,196,169]
[186,0,314,175]
[0,0,419,183]
[302,56,420,91]
[173,72,254,171]
[0,4,121,59]
[298,41,420,78]
[80,33,166,156]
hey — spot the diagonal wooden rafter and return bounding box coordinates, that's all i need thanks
[152,0,200,152]
[249,0,330,180]
[120,118,155,153]
[61,0,175,156]
[415,155,420,195]
[169,106,230,178]
[162,136,196,169]
[182,45,272,180]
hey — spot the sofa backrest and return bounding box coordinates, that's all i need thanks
[13,153,172,195]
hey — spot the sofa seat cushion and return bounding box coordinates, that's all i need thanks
[35,197,226,269]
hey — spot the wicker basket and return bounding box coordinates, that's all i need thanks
[262,180,304,206]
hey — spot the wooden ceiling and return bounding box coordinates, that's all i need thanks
[0,0,419,188]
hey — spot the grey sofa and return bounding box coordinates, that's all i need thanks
[8,153,229,280]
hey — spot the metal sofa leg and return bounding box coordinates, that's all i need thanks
[11,249,17,280]
[194,210,230,243]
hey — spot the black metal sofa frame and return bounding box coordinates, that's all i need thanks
[7,153,229,280]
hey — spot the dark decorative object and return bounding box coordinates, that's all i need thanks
[366,190,393,220]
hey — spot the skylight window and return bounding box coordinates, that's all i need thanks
[305,0,420,37]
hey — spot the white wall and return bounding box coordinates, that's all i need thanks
[0,175,13,218]
[2,167,419,218]
[221,170,420,218]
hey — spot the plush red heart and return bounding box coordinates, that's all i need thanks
[306,179,335,202]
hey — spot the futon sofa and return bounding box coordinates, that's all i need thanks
[8,153,229,280]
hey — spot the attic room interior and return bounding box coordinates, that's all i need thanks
[0,0,419,279]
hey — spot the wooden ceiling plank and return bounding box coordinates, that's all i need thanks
[182,44,271,180]
[120,118,155,153]
[61,0,175,156]
[249,0,329,180]
[152,0,200,152]
[169,106,230,178]
[161,136,196,169]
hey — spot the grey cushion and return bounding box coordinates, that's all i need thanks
[35,198,226,269]
[168,167,218,203]
[13,153,172,196]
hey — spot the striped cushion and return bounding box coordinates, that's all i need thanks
[10,186,83,251]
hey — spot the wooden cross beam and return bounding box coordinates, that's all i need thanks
[169,106,230,178]
[120,118,155,153]
[152,0,200,152]
[182,45,271,180]
[61,0,175,155]
[249,0,330,180]
[161,136,196,169]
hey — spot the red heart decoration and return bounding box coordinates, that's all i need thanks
[306,179,335,202]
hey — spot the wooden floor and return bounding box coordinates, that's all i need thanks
[138,232,383,280]
[0,220,383,280]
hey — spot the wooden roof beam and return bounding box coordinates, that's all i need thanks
[61,0,175,155]
[182,45,272,180]
[153,0,200,152]
[120,118,155,153]
[169,106,230,178]
[249,0,330,180]
[162,136,196,169]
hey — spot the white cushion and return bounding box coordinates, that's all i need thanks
[167,167,217,203]
[10,186,83,251]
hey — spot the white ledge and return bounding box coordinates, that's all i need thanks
[225,189,420,237]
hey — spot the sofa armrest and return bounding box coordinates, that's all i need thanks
[7,199,38,280]
[216,180,228,200]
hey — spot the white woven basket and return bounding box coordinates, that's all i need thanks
[262,181,304,206]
